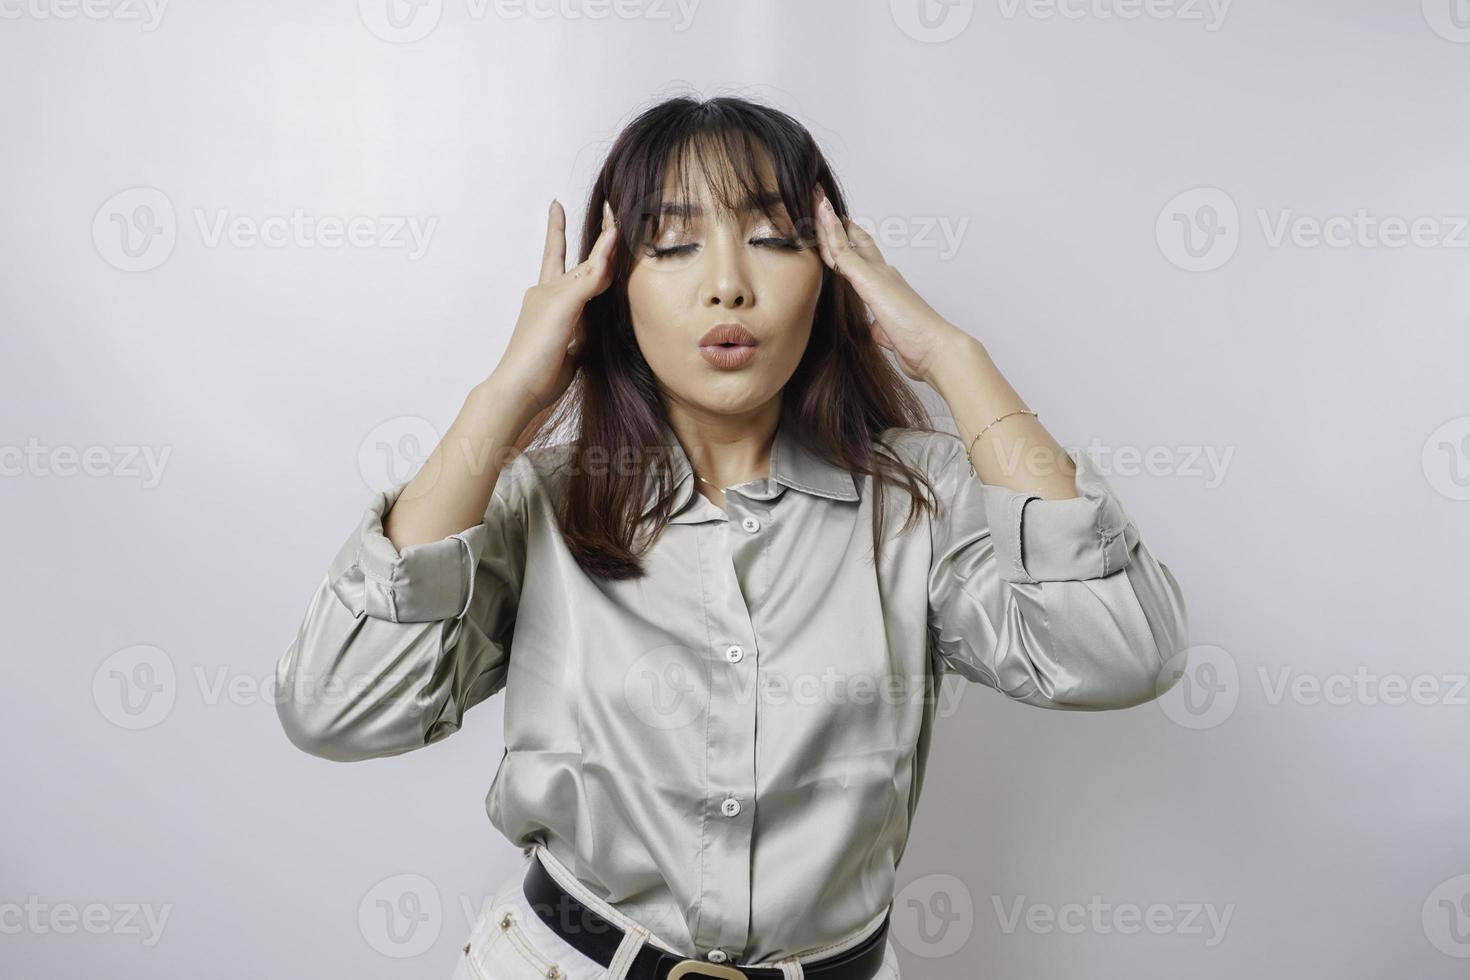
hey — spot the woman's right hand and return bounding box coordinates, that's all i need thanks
[489,199,619,416]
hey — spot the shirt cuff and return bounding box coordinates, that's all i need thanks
[981,448,1135,584]
[335,478,486,623]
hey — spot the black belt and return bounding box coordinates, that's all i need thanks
[522,852,891,980]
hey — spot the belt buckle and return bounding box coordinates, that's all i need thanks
[667,960,748,979]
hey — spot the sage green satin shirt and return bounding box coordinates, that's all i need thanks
[275,418,1189,964]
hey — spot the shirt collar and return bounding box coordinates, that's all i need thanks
[641,415,860,523]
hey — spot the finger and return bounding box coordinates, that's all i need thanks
[817,196,895,321]
[818,192,864,274]
[566,217,618,289]
[540,199,566,284]
[843,218,884,265]
[813,189,838,269]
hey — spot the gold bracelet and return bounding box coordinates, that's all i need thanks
[966,409,1038,476]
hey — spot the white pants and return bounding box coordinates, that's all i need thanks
[451,844,902,979]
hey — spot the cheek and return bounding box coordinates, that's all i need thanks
[767,247,822,295]
[627,269,685,337]
[626,268,701,370]
[760,255,824,338]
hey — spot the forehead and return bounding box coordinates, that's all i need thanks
[651,140,788,217]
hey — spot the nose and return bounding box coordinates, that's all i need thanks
[700,225,750,309]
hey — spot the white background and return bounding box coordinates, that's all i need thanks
[3,1,1469,977]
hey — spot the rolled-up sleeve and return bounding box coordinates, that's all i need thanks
[275,455,530,761]
[924,433,1189,710]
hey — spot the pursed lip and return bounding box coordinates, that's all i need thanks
[698,322,759,347]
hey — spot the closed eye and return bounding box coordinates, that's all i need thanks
[644,237,806,260]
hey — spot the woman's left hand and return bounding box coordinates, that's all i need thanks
[810,187,972,384]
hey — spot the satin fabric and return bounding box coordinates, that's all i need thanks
[276,417,1189,965]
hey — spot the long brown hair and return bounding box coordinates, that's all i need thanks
[517,93,946,579]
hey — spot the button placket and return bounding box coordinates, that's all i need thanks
[692,521,760,960]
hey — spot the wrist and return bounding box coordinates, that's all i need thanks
[470,374,544,432]
[922,329,989,390]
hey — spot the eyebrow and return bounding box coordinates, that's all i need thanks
[655,191,787,219]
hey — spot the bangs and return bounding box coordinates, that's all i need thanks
[613,103,823,253]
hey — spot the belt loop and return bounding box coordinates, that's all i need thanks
[606,924,649,980]
[777,955,804,979]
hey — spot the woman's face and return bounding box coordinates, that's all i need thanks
[624,153,823,420]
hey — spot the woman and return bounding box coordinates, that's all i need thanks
[275,95,1190,980]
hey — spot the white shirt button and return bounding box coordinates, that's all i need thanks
[720,797,741,817]
[741,515,761,533]
[724,644,744,663]
[708,949,729,964]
